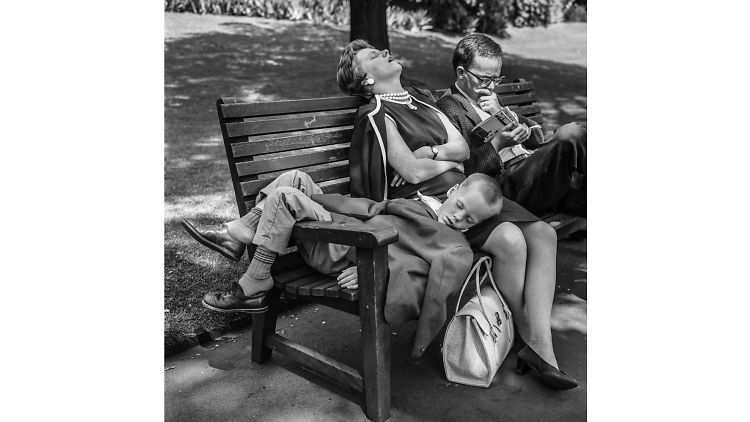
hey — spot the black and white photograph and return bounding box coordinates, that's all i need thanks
[163,1,587,420]
[7,1,750,421]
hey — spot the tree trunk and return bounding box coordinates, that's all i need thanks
[350,0,389,51]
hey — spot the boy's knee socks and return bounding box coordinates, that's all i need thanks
[245,245,277,280]
[239,207,262,230]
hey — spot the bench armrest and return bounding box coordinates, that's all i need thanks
[291,220,399,249]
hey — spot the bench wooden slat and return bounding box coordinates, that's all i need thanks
[230,127,354,158]
[286,273,329,294]
[273,266,320,290]
[271,250,307,273]
[235,144,349,177]
[240,161,349,197]
[316,177,350,195]
[498,92,538,106]
[220,96,368,119]
[298,277,338,296]
[225,111,354,138]
[508,104,542,118]
[325,284,343,298]
[340,288,358,301]
[494,80,535,94]
[333,283,357,299]
[312,280,341,297]
[323,284,359,301]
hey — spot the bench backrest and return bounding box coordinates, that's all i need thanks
[216,80,543,220]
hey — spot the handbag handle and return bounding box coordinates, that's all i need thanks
[453,256,513,336]
[454,256,492,315]
[474,258,513,330]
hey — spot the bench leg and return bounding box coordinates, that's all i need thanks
[357,247,391,422]
[251,287,281,363]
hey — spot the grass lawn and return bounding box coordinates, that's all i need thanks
[163,12,587,351]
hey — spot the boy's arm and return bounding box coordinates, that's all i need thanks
[337,265,358,289]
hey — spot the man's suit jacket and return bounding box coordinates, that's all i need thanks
[436,85,545,178]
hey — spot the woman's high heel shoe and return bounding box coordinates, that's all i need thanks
[516,346,579,390]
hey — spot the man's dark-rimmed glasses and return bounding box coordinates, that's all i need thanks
[464,68,505,88]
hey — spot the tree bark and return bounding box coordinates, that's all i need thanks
[350,0,389,51]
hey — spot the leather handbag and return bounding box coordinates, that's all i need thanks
[442,255,514,387]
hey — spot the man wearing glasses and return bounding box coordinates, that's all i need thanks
[436,34,587,218]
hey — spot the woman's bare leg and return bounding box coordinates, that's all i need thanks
[514,221,559,369]
[480,222,529,338]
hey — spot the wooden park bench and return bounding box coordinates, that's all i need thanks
[215,79,586,422]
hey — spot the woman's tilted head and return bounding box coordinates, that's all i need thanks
[337,39,376,98]
[337,40,403,98]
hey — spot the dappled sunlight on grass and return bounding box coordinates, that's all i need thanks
[189,154,214,160]
[551,293,587,336]
[169,156,225,169]
[165,192,238,222]
[237,86,281,103]
[164,235,249,345]
[192,138,223,148]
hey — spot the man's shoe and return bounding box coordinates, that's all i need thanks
[182,219,246,262]
[202,286,269,313]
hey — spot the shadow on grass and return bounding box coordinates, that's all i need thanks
[164,16,586,349]
[164,230,308,350]
[164,240,249,347]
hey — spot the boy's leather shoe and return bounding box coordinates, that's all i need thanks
[182,219,246,262]
[202,286,269,313]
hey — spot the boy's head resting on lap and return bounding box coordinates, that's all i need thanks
[438,173,503,231]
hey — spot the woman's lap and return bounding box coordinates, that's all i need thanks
[464,198,539,250]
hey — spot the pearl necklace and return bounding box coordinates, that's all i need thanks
[376,91,417,110]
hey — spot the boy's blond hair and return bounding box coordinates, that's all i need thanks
[461,173,503,213]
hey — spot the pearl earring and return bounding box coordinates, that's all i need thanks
[364,77,375,86]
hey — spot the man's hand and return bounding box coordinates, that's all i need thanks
[476,89,502,115]
[506,123,530,144]
[337,266,358,290]
[492,123,531,151]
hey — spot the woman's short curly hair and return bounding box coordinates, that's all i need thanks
[337,39,375,98]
